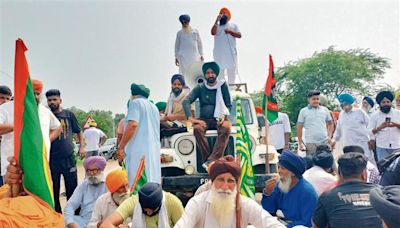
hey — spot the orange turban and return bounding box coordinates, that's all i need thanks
[32,79,43,93]
[219,7,231,20]
[106,169,128,193]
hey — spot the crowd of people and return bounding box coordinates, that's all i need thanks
[0,6,400,228]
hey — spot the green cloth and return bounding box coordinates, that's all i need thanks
[182,82,231,119]
[131,83,150,98]
[202,62,220,76]
[155,102,167,111]
[116,192,184,228]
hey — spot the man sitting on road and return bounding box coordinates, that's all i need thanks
[64,156,107,228]
[182,62,232,170]
[88,169,130,228]
[262,151,318,227]
[176,155,285,228]
[99,182,184,228]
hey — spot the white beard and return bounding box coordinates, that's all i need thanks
[210,185,237,227]
[278,176,292,193]
[87,172,104,185]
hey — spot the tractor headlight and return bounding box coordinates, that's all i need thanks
[184,165,195,175]
[177,139,194,155]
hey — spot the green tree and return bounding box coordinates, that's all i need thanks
[252,47,390,127]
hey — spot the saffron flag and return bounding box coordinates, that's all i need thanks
[262,54,279,123]
[235,99,256,198]
[129,156,147,195]
[14,39,54,208]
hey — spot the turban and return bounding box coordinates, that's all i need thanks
[219,7,231,20]
[303,155,314,170]
[155,101,167,111]
[376,91,394,104]
[313,151,334,169]
[45,89,61,97]
[278,151,306,178]
[363,96,374,107]
[395,90,400,100]
[202,62,220,77]
[0,85,12,96]
[171,74,185,86]
[32,79,43,93]
[338,93,355,105]
[105,169,128,193]
[255,106,263,114]
[83,156,107,171]
[138,182,163,210]
[209,155,241,182]
[131,83,150,98]
[179,14,190,23]
[370,186,400,228]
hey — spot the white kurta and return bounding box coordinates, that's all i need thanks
[333,108,375,164]
[174,190,285,228]
[175,28,203,75]
[213,22,240,70]
[303,166,337,196]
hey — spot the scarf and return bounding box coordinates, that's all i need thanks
[204,78,230,118]
[132,192,169,228]
[166,91,185,116]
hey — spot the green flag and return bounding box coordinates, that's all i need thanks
[235,99,256,198]
[262,54,279,123]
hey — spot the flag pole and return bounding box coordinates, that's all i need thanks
[264,98,270,174]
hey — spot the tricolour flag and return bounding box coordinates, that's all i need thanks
[262,54,279,123]
[235,99,255,198]
[14,39,54,208]
[129,156,147,195]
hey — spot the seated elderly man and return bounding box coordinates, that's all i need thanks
[64,156,108,228]
[175,155,285,228]
[88,169,130,228]
[262,151,318,227]
[99,182,184,227]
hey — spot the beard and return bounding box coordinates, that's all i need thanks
[87,172,104,185]
[278,176,292,193]
[112,192,129,206]
[49,103,59,112]
[210,185,236,227]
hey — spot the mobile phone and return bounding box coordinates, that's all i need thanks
[385,117,391,122]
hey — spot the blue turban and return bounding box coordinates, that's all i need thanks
[139,182,163,210]
[278,151,306,178]
[83,156,107,171]
[363,96,374,107]
[338,93,355,105]
[376,91,394,104]
[179,14,190,23]
[171,74,185,86]
[202,62,220,77]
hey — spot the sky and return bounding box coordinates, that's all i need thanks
[1,0,399,115]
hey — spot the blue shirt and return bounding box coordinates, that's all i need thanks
[64,180,107,227]
[261,178,318,228]
[125,97,161,186]
[297,105,332,144]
